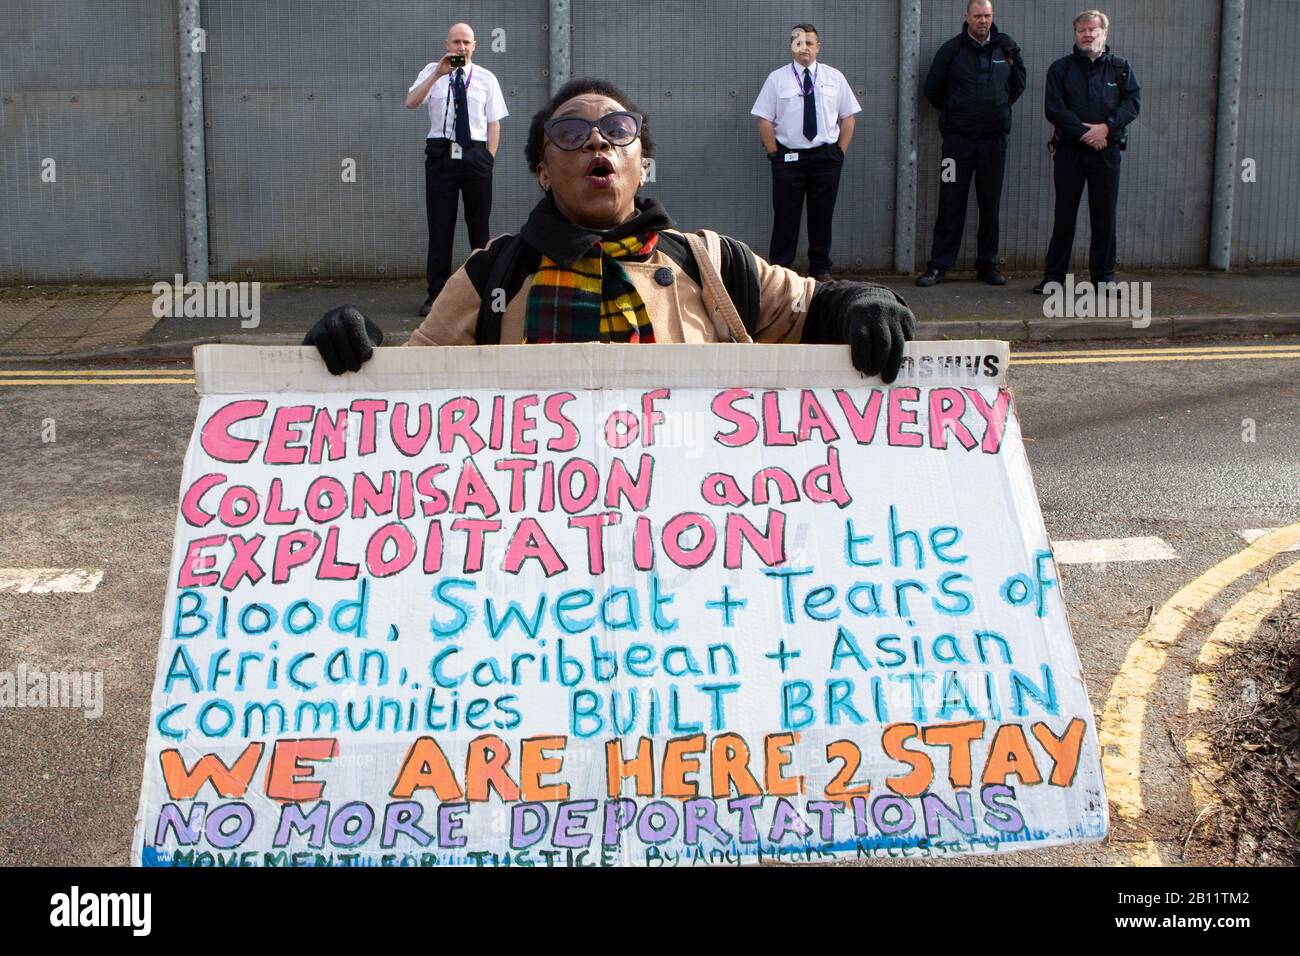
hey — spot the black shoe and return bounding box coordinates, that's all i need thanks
[418,295,434,317]
[1031,279,1055,295]
[915,268,945,287]
[811,272,833,283]
[977,268,1007,286]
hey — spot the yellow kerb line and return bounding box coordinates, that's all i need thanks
[2,346,1299,387]
[1098,523,1300,866]
[0,378,195,386]
[0,369,192,376]
[3,342,1299,378]
[1184,558,1300,816]
[1012,344,1300,358]
[1014,352,1300,366]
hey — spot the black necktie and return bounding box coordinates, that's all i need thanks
[802,68,818,141]
[453,68,471,147]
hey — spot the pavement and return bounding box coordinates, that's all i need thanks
[1,267,1297,360]
[0,338,1297,866]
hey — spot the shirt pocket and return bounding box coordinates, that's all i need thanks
[816,79,840,116]
[774,87,802,133]
[465,83,489,118]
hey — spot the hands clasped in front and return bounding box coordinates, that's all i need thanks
[1080,122,1109,150]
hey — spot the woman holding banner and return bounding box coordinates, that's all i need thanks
[304,79,915,381]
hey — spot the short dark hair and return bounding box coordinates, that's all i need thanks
[524,78,655,173]
[791,23,819,38]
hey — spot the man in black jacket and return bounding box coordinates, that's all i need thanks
[1033,10,1140,294]
[917,1,1026,287]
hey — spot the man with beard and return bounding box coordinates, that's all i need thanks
[1033,10,1140,294]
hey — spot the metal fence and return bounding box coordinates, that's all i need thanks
[0,0,185,283]
[915,0,1220,273]
[0,0,1296,283]
[200,0,547,281]
[575,0,898,272]
[1231,0,1300,268]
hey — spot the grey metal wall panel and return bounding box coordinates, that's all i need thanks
[0,0,184,283]
[3,0,1297,282]
[915,0,1219,273]
[201,0,548,280]
[1232,0,1300,267]
[571,0,898,272]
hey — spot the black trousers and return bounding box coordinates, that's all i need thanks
[1044,144,1122,283]
[425,138,494,300]
[927,132,1007,273]
[768,144,844,273]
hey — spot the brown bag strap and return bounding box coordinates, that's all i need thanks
[683,230,754,344]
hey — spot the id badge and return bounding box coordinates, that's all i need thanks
[450,143,463,160]
[784,152,799,163]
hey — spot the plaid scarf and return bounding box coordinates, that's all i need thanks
[516,194,675,344]
[523,233,659,343]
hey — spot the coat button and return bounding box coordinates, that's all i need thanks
[654,267,675,286]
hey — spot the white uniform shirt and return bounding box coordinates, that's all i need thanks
[409,62,508,140]
[750,61,861,149]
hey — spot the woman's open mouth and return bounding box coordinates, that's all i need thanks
[584,156,616,188]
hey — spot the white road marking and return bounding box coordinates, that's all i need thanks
[1239,528,1300,554]
[1051,537,1178,565]
[0,568,104,594]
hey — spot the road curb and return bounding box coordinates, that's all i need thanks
[915,313,1299,343]
[4,334,302,363]
[2,315,1297,362]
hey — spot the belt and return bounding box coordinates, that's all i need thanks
[427,137,488,146]
[775,142,838,154]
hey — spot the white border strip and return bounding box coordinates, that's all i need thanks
[194,341,1010,395]
[0,568,104,594]
[1052,537,1179,566]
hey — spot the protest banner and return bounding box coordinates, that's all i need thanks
[133,341,1108,867]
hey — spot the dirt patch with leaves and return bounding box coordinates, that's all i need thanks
[1182,596,1300,865]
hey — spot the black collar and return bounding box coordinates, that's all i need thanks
[519,193,676,267]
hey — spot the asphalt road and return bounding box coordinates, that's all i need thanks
[0,337,1296,866]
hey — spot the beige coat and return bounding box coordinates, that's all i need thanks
[406,230,818,347]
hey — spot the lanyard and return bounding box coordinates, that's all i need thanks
[790,62,818,96]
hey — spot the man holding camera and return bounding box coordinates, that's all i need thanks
[751,24,861,282]
[916,0,1026,288]
[407,22,508,316]
[1033,9,1140,294]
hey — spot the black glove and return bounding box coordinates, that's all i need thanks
[801,280,916,383]
[302,305,384,375]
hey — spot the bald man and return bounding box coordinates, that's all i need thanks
[407,23,509,316]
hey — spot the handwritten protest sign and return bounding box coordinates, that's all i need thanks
[133,341,1107,867]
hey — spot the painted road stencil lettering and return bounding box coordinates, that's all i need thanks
[133,342,1107,866]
